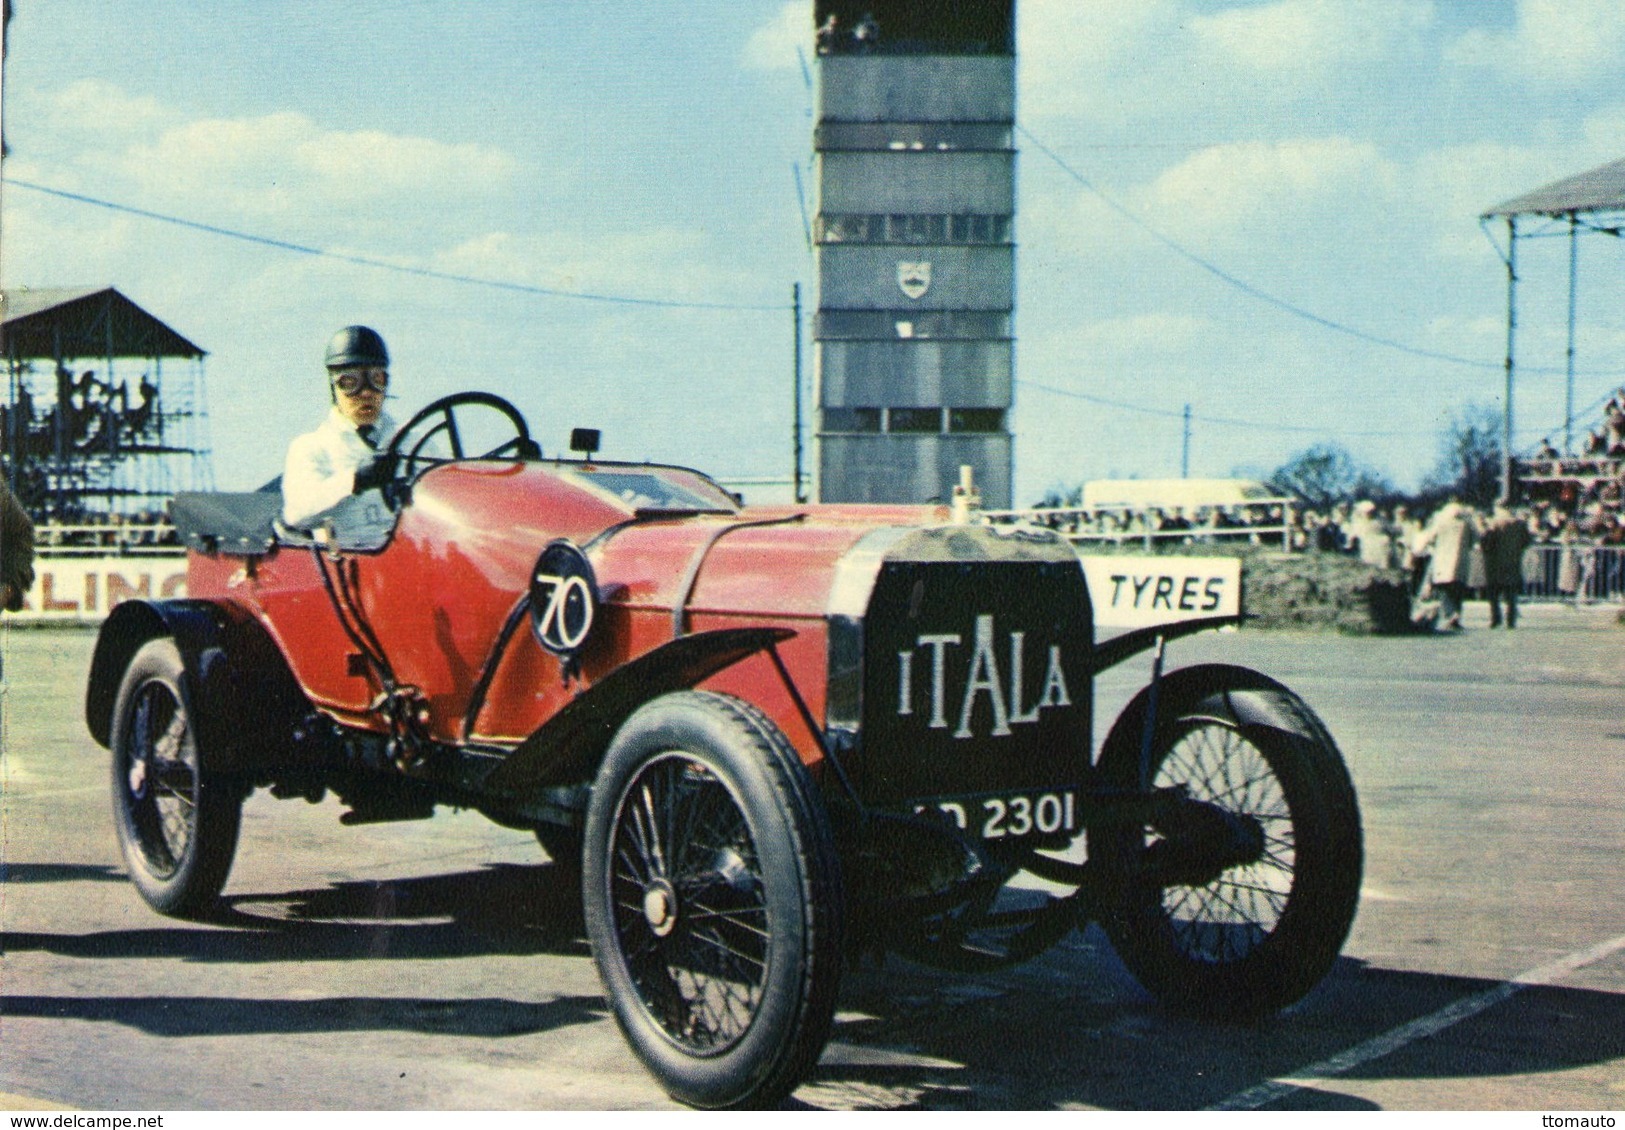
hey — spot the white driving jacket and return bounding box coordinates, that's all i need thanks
[281,406,399,549]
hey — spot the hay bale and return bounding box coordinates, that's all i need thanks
[1075,541,1414,633]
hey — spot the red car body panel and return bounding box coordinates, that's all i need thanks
[185,460,948,765]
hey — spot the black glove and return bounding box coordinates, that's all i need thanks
[380,478,411,510]
[351,452,398,495]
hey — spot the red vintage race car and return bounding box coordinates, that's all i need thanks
[85,392,1362,1109]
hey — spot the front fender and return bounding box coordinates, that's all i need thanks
[85,599,314,773]
[480,626,795,797]
[1097,662,1336,783]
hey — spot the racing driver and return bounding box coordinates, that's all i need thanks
[281,324,400,549]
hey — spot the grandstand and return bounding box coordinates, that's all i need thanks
[1,285,213,522]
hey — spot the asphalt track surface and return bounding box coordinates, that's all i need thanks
[2,605,1624,1111]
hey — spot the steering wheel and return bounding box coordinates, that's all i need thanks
[386,392,540,486]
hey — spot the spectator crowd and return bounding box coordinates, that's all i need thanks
[28,509,179,554]
[1026,503,1293,546]
[1296,496,1607,628]
[1514,388,1625,549]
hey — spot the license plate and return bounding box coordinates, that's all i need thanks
[914,790,1078,840]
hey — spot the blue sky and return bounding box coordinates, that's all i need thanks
[4,0,1625,502]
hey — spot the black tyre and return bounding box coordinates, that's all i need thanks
[1094,664,1362,1019]
[582,691,843,1109]
[109,638,243,917]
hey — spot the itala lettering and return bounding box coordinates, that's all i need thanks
[956,614,1010,738]
[897,615,1071,739]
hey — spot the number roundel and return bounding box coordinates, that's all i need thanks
[529,540,599,658]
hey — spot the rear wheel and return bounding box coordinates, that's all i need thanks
[582,691,842,1109]
[109,638,243,917]
[1094,665,1362,1018]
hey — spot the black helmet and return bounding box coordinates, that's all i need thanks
[324,325,389,370]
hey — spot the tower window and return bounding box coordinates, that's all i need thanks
[948,408,1005,433]
[888,407,944,433]
[823,407,882,433]
[817,212,1011,246]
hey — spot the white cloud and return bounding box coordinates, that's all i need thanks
[8,78,523,246]
[1412,106,1625,259]
[1075,312,1216,356]
[428,225,757,306]
[26,78,175,141]
[1017,0,1185,122]
[1580,104,1625,154]
[742,1,808,72]
[101,111,519,223]
[1018,0,1434,125]
[1190,0,1434,73]
[1138,137,1396,248]
[1447,0,1625,85]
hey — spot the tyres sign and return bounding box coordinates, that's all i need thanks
[1077,554,1241,629]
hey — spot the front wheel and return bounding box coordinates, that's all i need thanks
[582,691,843,1109]
[109,638,244,917]
[1093,665,1362,1019]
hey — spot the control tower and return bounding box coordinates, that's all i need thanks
[813,1,1015,506]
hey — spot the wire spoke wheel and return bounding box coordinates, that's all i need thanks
[583,691,842,1109]
[1152,722,1295,965]
[110,638,243,918]
[609,753,770,1052]
[1095,665,1362,1019]
[122,680,201,879]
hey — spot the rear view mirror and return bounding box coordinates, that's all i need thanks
[570,428,601,458]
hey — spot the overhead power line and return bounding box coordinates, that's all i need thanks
[1019,375,1611,449]
[1015,378,1434,438]
[3,176,787,313]
[1017,126,1625,379]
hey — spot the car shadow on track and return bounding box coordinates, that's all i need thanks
[0,993,608,1040]
[0,862,127,884]
[10,862,1624,1109]
[0,860,588,964]
[796,938,1625,1110]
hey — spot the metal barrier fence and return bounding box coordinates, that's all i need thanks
[30,523,1618,601]
[1521,543,1625,602]
[980,503,1295,551]
[33,523,180,557]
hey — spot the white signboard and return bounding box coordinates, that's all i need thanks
[1079,554,1242,630]
[11,557,188,623]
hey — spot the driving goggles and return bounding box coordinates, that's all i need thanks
[332,368,389,395]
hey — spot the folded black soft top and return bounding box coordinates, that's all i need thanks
[169,490,282,556]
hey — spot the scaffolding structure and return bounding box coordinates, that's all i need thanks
[1,286,214,521]
[1482,156,1625,497]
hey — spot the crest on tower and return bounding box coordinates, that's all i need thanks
[896,261,932,300]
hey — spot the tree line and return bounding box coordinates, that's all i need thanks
[1265,404,1502,513]
[1036,404,1504,513]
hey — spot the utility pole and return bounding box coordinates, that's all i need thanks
[1181,403,1191,478]
[1564,213,1578,454]
[1501,217,1518,503]
[792,283,806,503]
